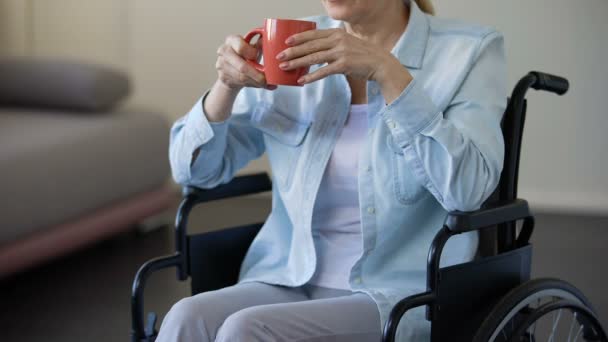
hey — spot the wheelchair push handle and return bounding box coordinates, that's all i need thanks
[529,71,569,95]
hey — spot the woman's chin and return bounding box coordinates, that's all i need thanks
[325,8,354,21]
[322,0,356,21]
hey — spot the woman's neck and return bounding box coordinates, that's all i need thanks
[343,1,410,51]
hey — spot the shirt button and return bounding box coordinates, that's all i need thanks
[367,207,375,215]
[371,87,379,96]
[366,166,372,173]
[389,121,397,129]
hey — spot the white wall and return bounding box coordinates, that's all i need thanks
[29,0,128,69]
[1,0,607,214]
[0,0,28,56]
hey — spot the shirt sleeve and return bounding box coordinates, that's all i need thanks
[380,32,507,212]
[169,89,266,188]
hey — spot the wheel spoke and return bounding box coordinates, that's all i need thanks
[573,325,584,342]
[548,309,562,342]
[567,312,577,342]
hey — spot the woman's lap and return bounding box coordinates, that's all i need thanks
[156,281,381,342]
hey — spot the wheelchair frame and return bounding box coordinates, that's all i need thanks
[131,72,601,342]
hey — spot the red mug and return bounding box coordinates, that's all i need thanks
[244,18,317,87]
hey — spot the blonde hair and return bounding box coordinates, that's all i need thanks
[414,0,435,15]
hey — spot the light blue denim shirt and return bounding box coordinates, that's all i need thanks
[169,1,506,340]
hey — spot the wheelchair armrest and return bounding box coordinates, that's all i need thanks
[445,199,531,234]
[175,172,272,281]
[182,173,272,204]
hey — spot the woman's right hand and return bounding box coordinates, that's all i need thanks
[204,35,276,122]
[215,34,276,91]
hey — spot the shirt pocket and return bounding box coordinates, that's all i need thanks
[386,135,426,204]
[251,102,312,190]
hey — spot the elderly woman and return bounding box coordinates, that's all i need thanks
[159,0,506,340]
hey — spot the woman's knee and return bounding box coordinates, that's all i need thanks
[157,297,209,341]
[167,297,201,324]
[216,308,273,342]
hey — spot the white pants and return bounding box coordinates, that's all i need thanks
[156,281,382,342]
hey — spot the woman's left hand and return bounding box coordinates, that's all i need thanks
[277,28,409,86]
[277,28,413,103]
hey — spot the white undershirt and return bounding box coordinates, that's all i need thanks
[309,104,368,290]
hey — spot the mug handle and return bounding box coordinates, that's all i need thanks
[243,27,265,73]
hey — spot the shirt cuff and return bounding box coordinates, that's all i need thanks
[379,78,442,148]
[184,89,229,149]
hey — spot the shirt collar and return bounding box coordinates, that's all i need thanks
[392,0,430,69]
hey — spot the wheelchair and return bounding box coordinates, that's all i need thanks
[131,71,608,342]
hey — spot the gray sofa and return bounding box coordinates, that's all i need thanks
[0,58,173,277]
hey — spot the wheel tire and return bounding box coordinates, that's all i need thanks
[473,278,600,342]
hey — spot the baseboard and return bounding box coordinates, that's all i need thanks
[519,188,608,216]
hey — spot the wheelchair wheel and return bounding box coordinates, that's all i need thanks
[473,278,608,342]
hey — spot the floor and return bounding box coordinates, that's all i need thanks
[1,196,607,342]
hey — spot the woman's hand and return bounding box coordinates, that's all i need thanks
[204,35,277,123]
[277,28,412,103]
[215,34,277,92]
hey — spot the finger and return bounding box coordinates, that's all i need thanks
[279,50,334,71]
[222,46,266,85]
[286,28,341,46]
[221,59,267,88]
[277,36,333,62]
[226,34,258,60]
[297,63,341,85]
[219,52,275,90]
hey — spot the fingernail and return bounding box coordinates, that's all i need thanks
[297,77,305,84]
[285,37,295,45]
[276,52,286,61]
[279,62,288,69]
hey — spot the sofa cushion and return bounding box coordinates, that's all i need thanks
[0,108,170,244]
[0,58,130,112]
